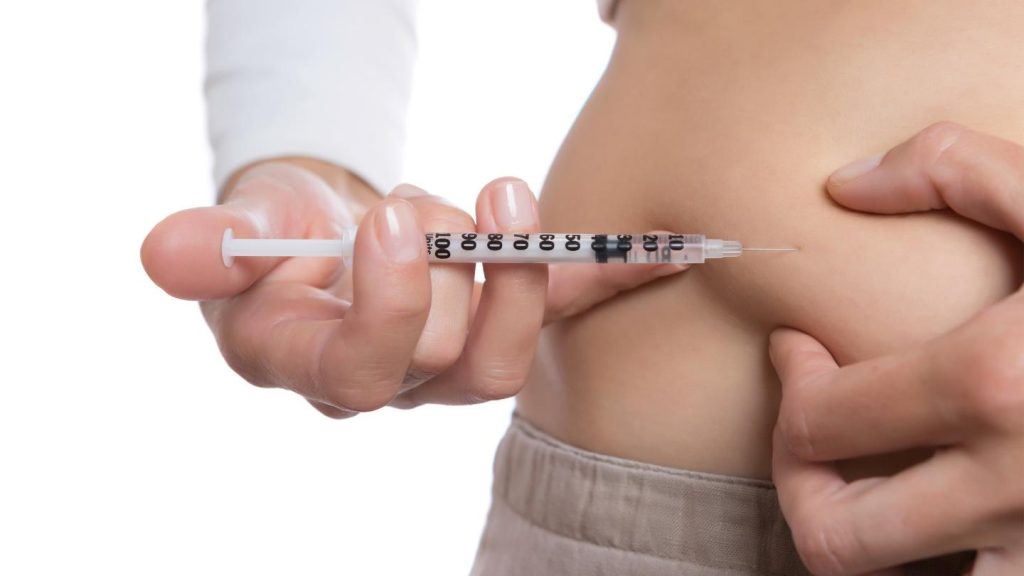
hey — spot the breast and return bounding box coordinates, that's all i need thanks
[516,0,1024,479]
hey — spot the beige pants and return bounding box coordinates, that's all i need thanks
[471,414,974,576]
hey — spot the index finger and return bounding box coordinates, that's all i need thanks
[826,122,1024,240]
[543,229,690,325]
[768,328,961,462]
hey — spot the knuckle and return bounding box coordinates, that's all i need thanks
[317,356,400,413]
[469,358,530,401]
[914,121,966,162]
[778,399,816,460]
[322,383,397,413]
[790,517,858,576]
[380,290,431,323]
[309,401,358,420]
[964,374,1024,432]
[411,335,465,378]
[954,339,1024,431]
[220,345,266,387]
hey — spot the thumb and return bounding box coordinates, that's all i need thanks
[543,230,690,324]
[767,327,839,392]
[141,162,354,300]
[767,327,840,457]
[825,122,1024,240]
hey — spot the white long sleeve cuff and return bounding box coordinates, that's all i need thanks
[205,0,417,194]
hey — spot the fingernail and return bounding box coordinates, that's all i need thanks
[491,179,537,229]
[376,200,422,263]
[829,153,883,186]
[389,183,429,198]
[654,264,689,277]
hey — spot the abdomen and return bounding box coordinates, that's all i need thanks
[517,0,1023,479]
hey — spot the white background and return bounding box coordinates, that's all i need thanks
[0,2,613,574]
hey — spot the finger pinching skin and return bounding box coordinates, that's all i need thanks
[771,123,1024,575]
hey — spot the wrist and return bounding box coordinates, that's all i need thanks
[220,157,384,219]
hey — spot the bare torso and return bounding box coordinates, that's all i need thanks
[517,0,1023,480]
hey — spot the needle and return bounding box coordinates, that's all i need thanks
[742,247,800,252]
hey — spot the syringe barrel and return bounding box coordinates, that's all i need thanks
[222,229,744,267]
[424,233,721,264]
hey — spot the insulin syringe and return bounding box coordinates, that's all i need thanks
[222,228,796,268]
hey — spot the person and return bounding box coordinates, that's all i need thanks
[140,1,1023,574]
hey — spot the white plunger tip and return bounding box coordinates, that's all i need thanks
[222,228,235,268]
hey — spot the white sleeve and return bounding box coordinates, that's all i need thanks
[596,0,620,23]
[205,0,418,194]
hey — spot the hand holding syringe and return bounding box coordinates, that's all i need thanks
[142,164,796,416]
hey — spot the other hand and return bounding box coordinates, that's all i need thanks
[770,123,1024,576]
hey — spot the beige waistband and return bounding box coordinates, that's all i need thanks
[488,414,810,575]
[477,414,975,576]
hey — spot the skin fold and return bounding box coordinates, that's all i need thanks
[516,0,1024,479]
